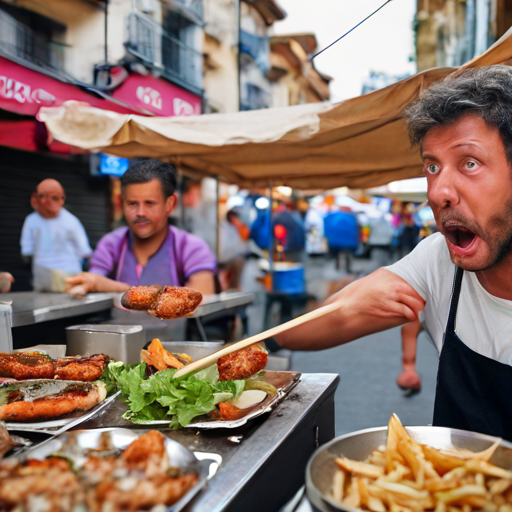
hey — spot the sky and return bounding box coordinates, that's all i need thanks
[273,0,417,102]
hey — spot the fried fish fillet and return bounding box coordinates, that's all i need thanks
[0,380,106,422]
[0,353,109,381]
[217,344,268,381]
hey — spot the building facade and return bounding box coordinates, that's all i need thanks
[0,0,329,289]
[0,0,205,289]
[415,0,512,71]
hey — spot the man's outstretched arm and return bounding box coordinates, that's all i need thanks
[65,272,130,295]
[276,268,425,351]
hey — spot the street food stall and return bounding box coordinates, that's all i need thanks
[3,27,512,512]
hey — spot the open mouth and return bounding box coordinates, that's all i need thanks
[444,226,477,249]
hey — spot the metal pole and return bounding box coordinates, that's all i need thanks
[104,0,108,63]
[237,0,242,111]
[216,177,221,262]
[267,181,273,275]
[179,172,186,230]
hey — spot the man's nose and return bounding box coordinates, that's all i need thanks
[135,204,147,216]
[427,168,460,209]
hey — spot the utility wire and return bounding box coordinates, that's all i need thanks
[310,0,395,60]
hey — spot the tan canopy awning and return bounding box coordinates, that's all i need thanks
[40,28,512,190]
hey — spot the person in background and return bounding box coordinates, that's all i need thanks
[324,207,359,272]
[398,203,420,256]
[396,318,422,392]
[218,209,248,291]
[20,179,92,291]
[66,160,216,296]
[0,273,14,293]
[396,211,437,393]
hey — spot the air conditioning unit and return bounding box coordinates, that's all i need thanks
[136,0,157,13]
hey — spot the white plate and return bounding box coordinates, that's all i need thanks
[6,391,121,436]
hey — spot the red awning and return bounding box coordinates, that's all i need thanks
[0,119,84,153]
[0,56,151,117]
[111,72,202,117]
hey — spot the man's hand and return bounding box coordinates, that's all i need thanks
[325,268,425,324]
[277,268,425,351]
[65,272,130,296]
[0,273,14,293]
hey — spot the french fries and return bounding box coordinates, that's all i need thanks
[329,414,511,511]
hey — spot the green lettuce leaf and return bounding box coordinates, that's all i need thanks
[106,362,246,428]
[193,364,219,383]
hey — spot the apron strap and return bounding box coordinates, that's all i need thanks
[446,266,464,334]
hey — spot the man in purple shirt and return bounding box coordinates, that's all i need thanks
[65,160,216,296]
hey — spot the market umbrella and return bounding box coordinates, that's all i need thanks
[39,27,512,190]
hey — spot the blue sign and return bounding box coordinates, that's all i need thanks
[99,154,129,177]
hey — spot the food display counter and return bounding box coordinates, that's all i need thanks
[9,373,339,512]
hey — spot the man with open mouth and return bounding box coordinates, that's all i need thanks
[277,65,512,440]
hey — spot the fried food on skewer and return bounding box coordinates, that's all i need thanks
[121,285,162,311]
[121,285,202,320]
[148,286,202,320]
[217,344,268,381]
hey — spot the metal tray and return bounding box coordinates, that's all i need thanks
[157,341,225,361]
[138,370,302,429]
[5,391,121,436]
[13,427,221,512]
[306,425,512,512]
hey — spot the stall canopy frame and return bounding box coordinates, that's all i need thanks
[39,27,512,191]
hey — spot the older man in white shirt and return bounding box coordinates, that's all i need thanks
[20,179,92,291]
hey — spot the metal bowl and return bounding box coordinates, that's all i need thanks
[306,425,512,512]
[21,427,218,512]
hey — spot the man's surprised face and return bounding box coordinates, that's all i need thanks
[123,179,176,239]
[423,114,512,271]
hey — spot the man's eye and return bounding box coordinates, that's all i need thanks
[426,163,440,175]
[466,161,477,169]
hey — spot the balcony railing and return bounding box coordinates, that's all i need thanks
[0,8,66,74]
[240,29,269,72]
[127,11,202,94]
[166,0,204,23]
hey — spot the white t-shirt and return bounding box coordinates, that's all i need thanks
[20,209,92,275]
[387,232,512,366]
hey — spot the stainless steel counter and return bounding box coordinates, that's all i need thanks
[5,291,255,328]
[4,292,114,328]
[188,292,255,318]
[77,372,339,512]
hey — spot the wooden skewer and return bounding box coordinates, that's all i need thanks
[174,302,340,378]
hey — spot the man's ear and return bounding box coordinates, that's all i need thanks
[166,194,178,214]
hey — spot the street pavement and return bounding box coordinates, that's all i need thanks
[290,328,439,436]
[242,249,441,436]
[289,251,440,436]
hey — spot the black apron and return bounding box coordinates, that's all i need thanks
[433,266,512,440]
